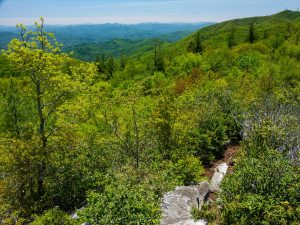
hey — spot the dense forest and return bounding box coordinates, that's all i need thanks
[0,10,300,225]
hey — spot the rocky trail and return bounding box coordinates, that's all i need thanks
[71,146,240,225]
[204,145,239,179]
[160,145,240,225]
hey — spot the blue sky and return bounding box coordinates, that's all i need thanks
[0,0,299,25]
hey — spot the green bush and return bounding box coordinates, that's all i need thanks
[220,150,300,225]
[31,207,76,225]
[242,101,300,159]
[236,53,260,72]
[191,204,217,222]
[80,183,160,225]
[166,53,203,77]
[222,194,300,225]
[191,106,228,165]
[170,156,204,185]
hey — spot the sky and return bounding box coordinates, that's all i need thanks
[0,0,299,25]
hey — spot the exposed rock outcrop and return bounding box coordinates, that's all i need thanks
[161,182,210,225]
[161,163,229,225]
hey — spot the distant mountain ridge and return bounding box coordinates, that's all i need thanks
[0,22,214,49]
[64,31,194,61]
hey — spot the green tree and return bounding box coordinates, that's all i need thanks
[227,28,236,48]
[1,78,22,137]
[106,55,115,79]
[188,32,204,53]
[154,39,164,72]
[1,17,96,215]
[295,29,300,45]
[153,95,174,160]
[248,22,256,43]
[95,54,106,74]
[120,51,127,70]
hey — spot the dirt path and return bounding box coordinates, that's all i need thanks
[204,145,240,180]
[203,145,240,201]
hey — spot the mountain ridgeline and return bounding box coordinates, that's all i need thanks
[169,10,300,53]
[0,22,213,61]
[0,10,299,225]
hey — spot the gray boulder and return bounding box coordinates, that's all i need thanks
[195,181,211,207]
[210,163,228,192]
[210,172,224,192]
[161,182,210,225]
[161,163,229,224]
[161,191,192,224]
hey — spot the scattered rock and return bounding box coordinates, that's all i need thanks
[215,163,228,175]
[71,206,85,221]
[210,163,228,192]
[71,211,79,220]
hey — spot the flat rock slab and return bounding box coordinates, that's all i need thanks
[210,172,224,192]
[161,182,210,225]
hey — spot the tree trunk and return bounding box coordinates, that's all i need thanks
[36,81,47,199]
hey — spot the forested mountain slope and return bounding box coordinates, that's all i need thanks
[168,10,300,54]
[0,11,299,225]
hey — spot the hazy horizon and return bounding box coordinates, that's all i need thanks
[0,0,299,26]
[0,21,213,28]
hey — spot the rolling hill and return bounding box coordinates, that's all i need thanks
[64,31,190,61]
